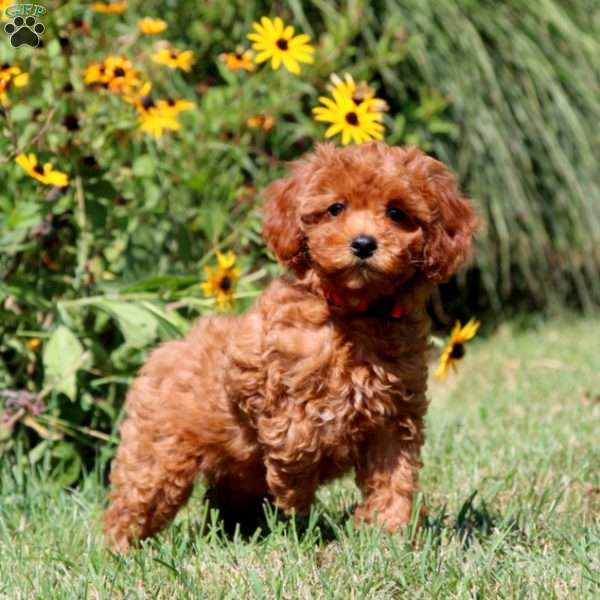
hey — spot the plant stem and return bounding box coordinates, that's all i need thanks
[74,176,92,291]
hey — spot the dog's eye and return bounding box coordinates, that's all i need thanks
[387,206,408,223]
[327,202,346,217]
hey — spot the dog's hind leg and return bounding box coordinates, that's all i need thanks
[102,413,202,551]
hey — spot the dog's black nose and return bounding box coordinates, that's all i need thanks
[350,235,378,259]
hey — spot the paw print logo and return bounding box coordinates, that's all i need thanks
[4,16,45,48]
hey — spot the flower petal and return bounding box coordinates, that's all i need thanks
[281,54,300,74]
[254,51,273,64]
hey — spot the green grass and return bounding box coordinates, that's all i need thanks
[1,317,599,599]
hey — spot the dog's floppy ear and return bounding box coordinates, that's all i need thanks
[263,150,323,274]
[422,159,478,283]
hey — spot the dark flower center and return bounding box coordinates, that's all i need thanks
[234,52,243,60]
[352,95,363,105]
[276,38,288,51]
[63,114,80,131]
[113,67,126,77]
[171,51,178,59]
[345,111,359,126]
[1,63,10,71]
[218,276,232,291]
[166,98,176,106]
[33,164,45,175]
[141,96,155,110]
[449,343,465,360]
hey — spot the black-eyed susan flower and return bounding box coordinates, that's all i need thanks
[132,96,194,139]
[136,102,181,139]
[246,113,275,132]
[84,56,141,94]
[313,89,385,145]
[328,73,388,113]
[16,153,69,187]
[138,17,167,35]
[0,63,29,103]
[201,251,241,310]
[434,318,480,379]
[151,46,194,71]
[102,55,141,93]
[0,63,27,84]
[220,47,255,72]
[247,16,314,75]
[92,2,127,13]
[83,61,106,85]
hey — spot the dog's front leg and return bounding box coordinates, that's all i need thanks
[354,422,425,532]
[265,456,320,515]
[259,417,321,515]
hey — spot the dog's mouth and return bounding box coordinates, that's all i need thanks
[319,263,409,298]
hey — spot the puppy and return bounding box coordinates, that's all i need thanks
[103,141,477,550]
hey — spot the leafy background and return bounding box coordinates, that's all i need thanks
[1,0,599,484]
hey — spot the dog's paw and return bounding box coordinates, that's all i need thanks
[4,16,45,48]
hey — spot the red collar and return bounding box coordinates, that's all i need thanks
[323,286,406,319]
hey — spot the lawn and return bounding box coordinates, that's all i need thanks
[1,317,599,599]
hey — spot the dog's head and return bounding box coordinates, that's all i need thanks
[263,142,477,299]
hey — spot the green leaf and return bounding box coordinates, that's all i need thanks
[51,442,82,487]
[93,300,158,348]
[140,301,189,338]
[28,440,49,465]
[9,104,32,122]
[86,180,119,202]
[43,326,85,401]
[120,275,199,294]
[133,155,156,178]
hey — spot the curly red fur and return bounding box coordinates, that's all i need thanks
[103,142,477,550]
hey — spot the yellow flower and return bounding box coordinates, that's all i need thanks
[201,251,241,310]
[84,56,141,94]
[138,17,167,35]
[246,113,275,132]
[1,0,11,21]
[83,62,106,85]
[16,153,69,187]
[134,97,194,139]
[434,318,480,379]
[220,47,255,72]
[151,47,194,71]
[12,72,29,87]
[103,55,141,93]
[312,89,385,145]
[247,16,314,75]
[328,73,388,113]
[27,338,42,350]
[92,2,127,14]
[137,104,181,139]
[0,63,19,83]
[122,80,153,107]
[0,63,29,104]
